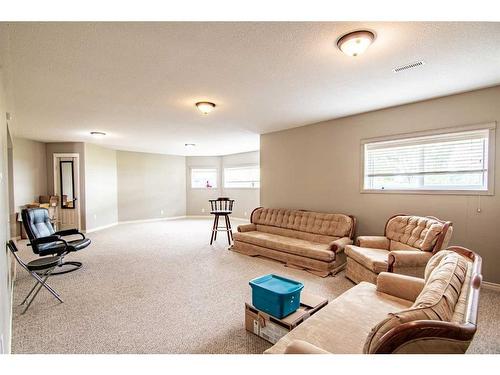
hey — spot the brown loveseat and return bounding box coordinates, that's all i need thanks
[231,208,356,276]
[345,215,453,284]
[265,246,482,354]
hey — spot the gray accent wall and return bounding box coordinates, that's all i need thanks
[260,85,500,283]
[117,150,186,222]
[84,143,118,231]
[12,137,47,211]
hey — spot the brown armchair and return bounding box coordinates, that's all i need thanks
[345,214,453,284]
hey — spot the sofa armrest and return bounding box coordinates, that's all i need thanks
[329,237,353,252]
[237,223,256,233]
[284,340,331,354]
[388,250,433,272]
[376,272,425,302]
[356,236,390,249]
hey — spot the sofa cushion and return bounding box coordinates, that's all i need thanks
[233,231,335,262]
[265,282,413,354]
[251,208,353,238]
[344,245,389,273]
[256,224,338,245]
[363,251,468,353]
[385,215,445,251]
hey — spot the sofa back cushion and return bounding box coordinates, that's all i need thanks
[363,251,469,353]
[251,208,353,238]
[385,215,445,251]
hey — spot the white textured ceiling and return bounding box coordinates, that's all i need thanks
[4,22,500,155]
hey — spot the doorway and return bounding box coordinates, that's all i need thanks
[53,153,81,230]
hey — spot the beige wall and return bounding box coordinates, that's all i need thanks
[46,142,87,230]
[186,152,260,218]
[117,150,186,221]
[12,137,47,210]
[222,151,260,219]
[261,85,500,283]
[186,156,222,216]
[0,70,12,353]
[84,143,118,231]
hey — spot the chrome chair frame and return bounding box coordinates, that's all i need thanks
[7,240,64,314]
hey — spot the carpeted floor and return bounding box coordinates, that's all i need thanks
[11,218,500,354]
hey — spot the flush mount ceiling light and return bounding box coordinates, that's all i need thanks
[337,30,375,57]
[195,101,216,114]
[90,131,106,137]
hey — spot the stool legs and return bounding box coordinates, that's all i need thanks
[210,214,233,245]
[225,215,233,243]
[210,215,218,245]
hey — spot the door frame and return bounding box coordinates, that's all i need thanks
[53,153,81,230]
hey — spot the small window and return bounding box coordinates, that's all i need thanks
[224,165,260,188]
[362,125,495,194]
[191,168,218,189]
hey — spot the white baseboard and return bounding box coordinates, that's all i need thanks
[118,216,187,225]
[482,281,500,292]
[84,222,119,233]
[186,215,249,221]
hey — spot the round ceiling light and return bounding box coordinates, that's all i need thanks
[195,101,216,114]
[90,131,106,137]
[337,30,375,57]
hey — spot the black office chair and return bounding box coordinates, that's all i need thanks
[21,208,91,275]
[7,240,63,314]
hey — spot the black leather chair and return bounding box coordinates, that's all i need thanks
[21,208,91,275]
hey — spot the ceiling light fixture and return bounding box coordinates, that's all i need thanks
[337,30,375,57]
[195,101,216,114]
[185,143,196,147]
[90,131,106,137]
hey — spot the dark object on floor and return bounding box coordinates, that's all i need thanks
[7,240,63,314]
[209,197,234,245]
[21,207,91,275]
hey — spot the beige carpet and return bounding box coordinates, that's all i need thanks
[11,218,500,354]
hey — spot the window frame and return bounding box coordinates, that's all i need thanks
[360,122,496,196]
[223,164,260,189]
[190,167,219,190]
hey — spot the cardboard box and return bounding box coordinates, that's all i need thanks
[245,292,328,344]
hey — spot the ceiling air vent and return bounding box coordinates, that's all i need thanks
[393,61,425,73]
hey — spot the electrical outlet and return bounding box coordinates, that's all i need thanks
[201,208,205,213]
[93,214,97,220]
[160,209,164,216]
[244,211,248,216]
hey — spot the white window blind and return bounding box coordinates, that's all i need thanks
[363,128,491,192]
[224,165,260,188]
[191,168,217,189]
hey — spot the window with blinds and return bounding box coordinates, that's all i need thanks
[363,127,494,193]
[224,165,260,188]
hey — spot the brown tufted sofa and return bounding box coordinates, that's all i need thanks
[345,214,453,284]
[265,246,482,354]
[231,207,356,276]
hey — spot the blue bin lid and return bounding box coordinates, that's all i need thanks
[249,274,304,295]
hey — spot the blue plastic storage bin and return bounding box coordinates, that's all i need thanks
[249,274,304,319]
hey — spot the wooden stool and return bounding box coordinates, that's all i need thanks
[209,198,234,245]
